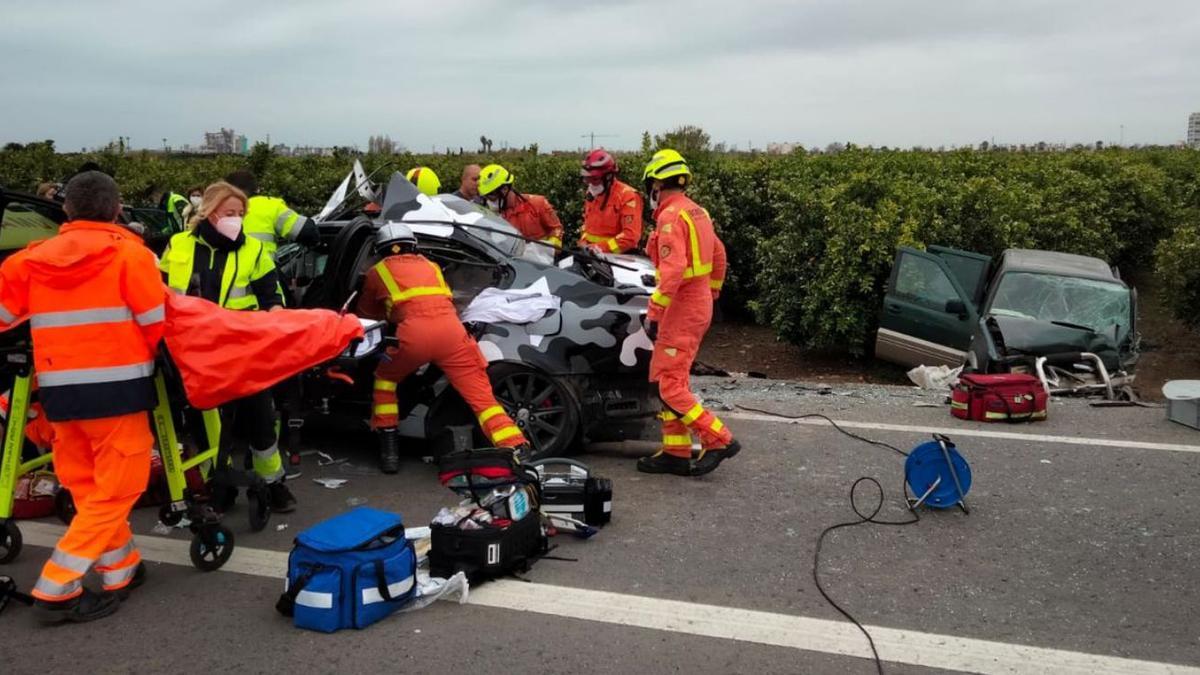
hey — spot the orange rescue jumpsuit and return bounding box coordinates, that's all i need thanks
[501,193,563,247]
[0,220,164,602]
[646,193,732,459]
[356,254,527,448]
[580,180,643,253]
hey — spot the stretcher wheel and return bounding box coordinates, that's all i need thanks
[158,504,184,527]
[190,525,234,572]
[246,487,271,533]
[0,520,21,564]
[54,489,76,525]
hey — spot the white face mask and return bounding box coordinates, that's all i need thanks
[648,186,661,211]
[189,195,202,207]
[586,183,605,198]
[485,196,502,211]
[213,216,243,240]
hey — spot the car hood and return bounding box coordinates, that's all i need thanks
[984,314,1134,369]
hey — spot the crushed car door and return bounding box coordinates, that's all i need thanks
[928,245,991,307]
[875,247,977,368]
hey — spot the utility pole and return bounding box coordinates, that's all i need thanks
[580,132,618,149]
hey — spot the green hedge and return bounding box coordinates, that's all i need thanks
[4,143,1198,350]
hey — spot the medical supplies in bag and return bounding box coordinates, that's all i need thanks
[276,507,417,632]
[430,448,548,582]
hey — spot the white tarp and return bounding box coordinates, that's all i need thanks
[461,286,560,325]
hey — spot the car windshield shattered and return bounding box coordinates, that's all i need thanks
[989,272,1132,338]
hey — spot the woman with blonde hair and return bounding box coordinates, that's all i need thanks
[159,181,297,513]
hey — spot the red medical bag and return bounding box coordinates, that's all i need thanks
[951,373,1048,423]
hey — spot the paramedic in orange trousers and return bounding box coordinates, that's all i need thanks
[356,223,530,473]
[0,172,164,622]
[638,150,740,476]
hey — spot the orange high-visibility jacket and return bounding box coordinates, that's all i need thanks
[357,253,456,324]
[646,193,727,320]
[501,193,563,246]
[0,221,165,421]
[580,180,643,253]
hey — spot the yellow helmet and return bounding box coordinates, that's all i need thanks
[405,167,441,197]
[478,164,514,197]
[642,149,691,183]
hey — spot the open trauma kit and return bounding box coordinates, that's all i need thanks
[430,449,614,582]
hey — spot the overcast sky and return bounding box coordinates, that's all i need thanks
[3,0,1197,152]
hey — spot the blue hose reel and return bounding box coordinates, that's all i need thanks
[905,435,972,513]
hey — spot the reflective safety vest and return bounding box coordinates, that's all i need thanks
[647,192,727,310]
[160,230,273,310]
[243,195,305,257]
[372,256,452,316]
[580,180,643,253]
[164,193,190,232]
[0,220,166,421]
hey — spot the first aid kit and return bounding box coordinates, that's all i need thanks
[430,448,548,582]
[529,458,612,527]
[951,373,1048,423]
[276,507,417,632]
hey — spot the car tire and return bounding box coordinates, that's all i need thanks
[488,363,580,460]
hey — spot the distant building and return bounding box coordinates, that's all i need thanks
[766,142,799,154]
[1189,112,1200,148]
[202,128,248,154]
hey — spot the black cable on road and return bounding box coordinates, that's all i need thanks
[733,404,927,675]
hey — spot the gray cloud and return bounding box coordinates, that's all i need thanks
[2,0,1197,152]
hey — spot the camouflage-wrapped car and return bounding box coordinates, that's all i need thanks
[277,173,657,458]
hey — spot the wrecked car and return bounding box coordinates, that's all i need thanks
[875,246,1138,397]
[276,171,658,458]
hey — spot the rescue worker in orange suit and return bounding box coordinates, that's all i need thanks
[579,149,643,254]
[356,223,530,473]
[638,150,740,476]
[0,171,164,623]
[478,164,563,248]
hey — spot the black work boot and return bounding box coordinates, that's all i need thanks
[691,439,742,476]
[116,562,147,601]
[636,451,693,476]
[34,588,120,625]
[268,481,297,513]
[378,428,401,474]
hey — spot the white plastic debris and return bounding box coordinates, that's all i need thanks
[401,571,470,612]
[313,478,348,489]
[907,364,963,390]
[275,523,289,532]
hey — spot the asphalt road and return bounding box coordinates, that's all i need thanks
[3,380,1199,675]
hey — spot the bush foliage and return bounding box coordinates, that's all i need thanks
[3,142,1198,350]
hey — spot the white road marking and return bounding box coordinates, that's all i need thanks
[16,521,1199,675]
[725,411,1200,454]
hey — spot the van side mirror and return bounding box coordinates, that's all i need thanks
[944,299,968,318]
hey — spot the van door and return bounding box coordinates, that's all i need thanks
[875,247,977,368]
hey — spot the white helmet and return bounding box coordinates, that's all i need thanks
[374,222,417,254]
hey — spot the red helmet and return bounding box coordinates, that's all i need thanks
[581,148,618,180]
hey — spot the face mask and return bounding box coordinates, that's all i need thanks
[213,216,243,240]
[189,195,202,207]
[485,197,501,211]
[586,183,605,198]
[648,186,661,211]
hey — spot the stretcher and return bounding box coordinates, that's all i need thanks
[0,352,253,572]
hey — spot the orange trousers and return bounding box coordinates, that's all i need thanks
[372,310,526,449]
[650,283,734,459]
[32,412,152,601]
